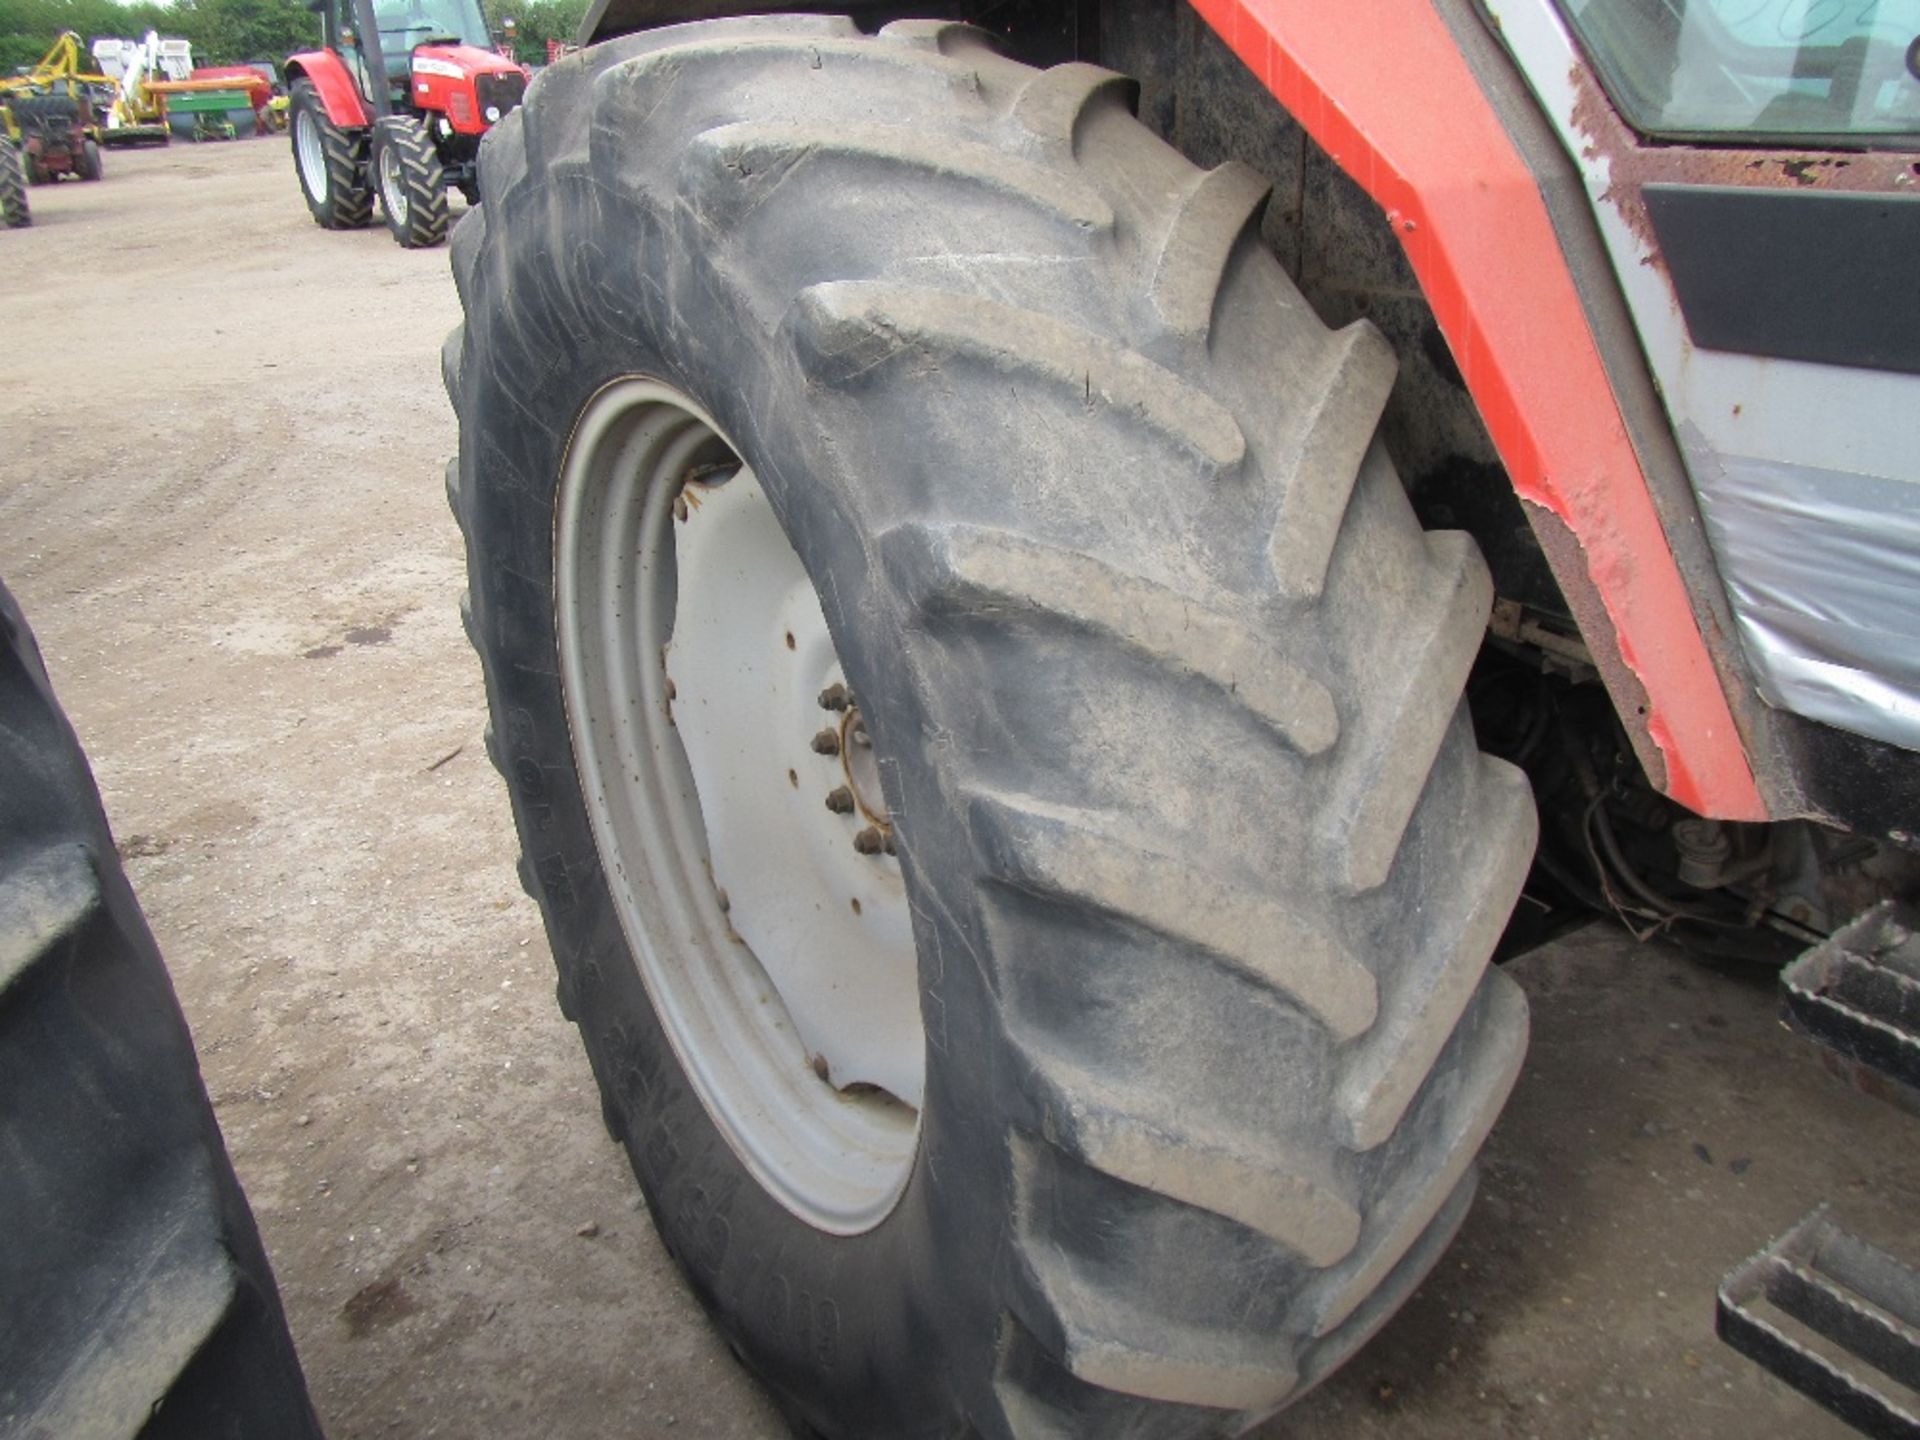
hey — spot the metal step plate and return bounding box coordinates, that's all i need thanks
[1782,901,1920,1114]
[1718,1207,1920,1439]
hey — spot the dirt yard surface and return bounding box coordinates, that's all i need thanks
[4,139,1916,1440]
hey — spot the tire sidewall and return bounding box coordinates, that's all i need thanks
[371,122,405,244]
[289,83,338,225]
[457,170,1020,1438]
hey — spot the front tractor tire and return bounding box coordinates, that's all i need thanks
[446,17,1537,1439]
[288,78,370,230]
[372,115,448,248]
[77,136,102,181]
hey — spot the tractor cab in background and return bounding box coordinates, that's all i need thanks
[285,0,526,247]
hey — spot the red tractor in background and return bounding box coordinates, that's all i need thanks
[285,0,526,247]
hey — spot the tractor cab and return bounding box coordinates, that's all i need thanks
[326,0,498,112]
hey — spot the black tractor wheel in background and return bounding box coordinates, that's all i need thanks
[0,579,324,1440]
[0,140,28,227]
[77,136,102,181]
[289,77,371,229]
[448,18,1536,1439]
[372,115,447,248]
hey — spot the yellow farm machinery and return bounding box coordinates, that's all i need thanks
[0,35,106,183]
[5,32,276,150]
[89,33,273,144]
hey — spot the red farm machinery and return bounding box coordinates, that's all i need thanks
[285,0,527,247]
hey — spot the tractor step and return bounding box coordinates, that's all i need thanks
[1716,902,1920,1436]
[1783,901,1920,1114]
[1717,1208,1920,1439]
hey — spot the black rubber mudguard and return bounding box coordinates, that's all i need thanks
[0,579,323,1440]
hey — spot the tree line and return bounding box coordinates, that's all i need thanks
[1,0,587,74]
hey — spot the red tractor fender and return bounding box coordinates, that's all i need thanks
[1192,0,1766,821]
[285,51,368,129]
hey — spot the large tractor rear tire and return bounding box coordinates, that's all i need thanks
[0,579,323,1439]
[0,139,28,227]
[289,78,371,229]
[446,18,1536,1438]
[372,115,447,248]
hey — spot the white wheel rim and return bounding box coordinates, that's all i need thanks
[380,142,407,227]
[294,109,327,201]
[553,377,922,1233]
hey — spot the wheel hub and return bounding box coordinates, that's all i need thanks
[828,695,892,839]
[662,462,922,1108]
[379,142,407,226]
[294,110,326,201]
[553,378,922,1233]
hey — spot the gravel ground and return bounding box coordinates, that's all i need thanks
[3,138,1915,1440]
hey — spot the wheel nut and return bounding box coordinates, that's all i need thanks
[817,682,849,711]
[825,786,855,814]
[882,831,896,855]
[811,729,840,756]
[852,826,883,855]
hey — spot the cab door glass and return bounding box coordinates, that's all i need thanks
[1553,0,1920,142]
